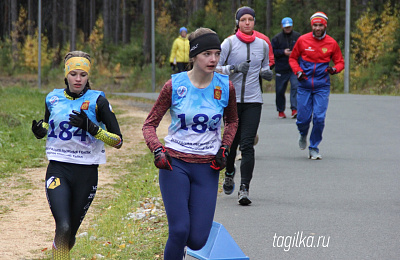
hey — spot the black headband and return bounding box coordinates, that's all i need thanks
[236,7,255,22]
[189,33,221,58]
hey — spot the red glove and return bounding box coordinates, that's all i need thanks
[210,145,229,171]
[297,71,308,81]
[326,67,337,75]
[154,146,173,171]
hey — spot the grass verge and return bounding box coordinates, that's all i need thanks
[70,152,168,260]
[0,86,48,177]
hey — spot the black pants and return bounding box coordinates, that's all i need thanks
[226,103,262,187]
[177,62,189,72]
[45,160,98,259]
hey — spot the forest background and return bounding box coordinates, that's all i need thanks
[0,0,399,95]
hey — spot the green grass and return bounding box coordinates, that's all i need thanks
[0,86,48,177]
[70,153,168,260]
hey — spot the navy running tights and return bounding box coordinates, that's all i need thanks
[159,158,219,260]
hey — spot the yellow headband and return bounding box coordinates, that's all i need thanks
[64,57,91,78]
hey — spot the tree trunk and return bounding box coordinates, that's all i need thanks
[28,0,33,35]
[82,1,88,40]
[62,0,68,46]
[11,0,17,66]
[192,0,204,14]
[232,0,241,17]
[122,0,127,44]
[187,0,192,20]
[103,0,110,43]
[52,0,57,49]
[70,0,76,51]
[90,0,95,32]
[52,0,61,67]
[125,0,131,44]
[115,0,120,44]
[143,0,151,64]
[266,0,272,35]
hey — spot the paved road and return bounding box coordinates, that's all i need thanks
[120,93,400,260]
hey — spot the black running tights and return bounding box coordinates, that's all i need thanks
[226,103,262,187]
[45,160,98,259]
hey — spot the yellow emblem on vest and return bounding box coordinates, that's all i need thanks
[322,48,328,54]
[81,100,90,110]
[214,86,222,100]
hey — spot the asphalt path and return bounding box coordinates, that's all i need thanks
[120,92,400,260]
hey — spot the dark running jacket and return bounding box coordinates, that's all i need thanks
[271,30,301,73]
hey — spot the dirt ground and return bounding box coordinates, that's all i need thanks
[0,98,166,260]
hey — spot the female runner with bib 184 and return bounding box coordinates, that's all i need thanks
[32,50,123,259]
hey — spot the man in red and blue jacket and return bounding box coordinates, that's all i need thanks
[289,11,344,160]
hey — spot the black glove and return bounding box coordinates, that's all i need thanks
[260,69,273,81]
[210,145,229,171]
[233,60,250,74]
[68,109,99,136]
[154,146,173,170]
[297,71,308,81]
[32,119,47,139]
[326,66,337,75]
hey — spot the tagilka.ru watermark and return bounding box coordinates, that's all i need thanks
[273,231,330,252]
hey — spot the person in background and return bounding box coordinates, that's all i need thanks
[289,12,344,159]
[143,27,238,259]
[217,6,272,205]
[31,51,123,259]
[169,26,190,73]
[272,17,301,119]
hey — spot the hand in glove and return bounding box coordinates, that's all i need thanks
[154,146,173,171]
[210,145,229,171]
[32,119,47,139]
[297,71,308,81]
[260,69,273,81]
[232,60,250,74]
[68,109,99,136]
[326,66,337,75]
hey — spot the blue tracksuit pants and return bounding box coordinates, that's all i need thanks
[159,158,219,259]
[296,86,330,151]
[275,71,299,112]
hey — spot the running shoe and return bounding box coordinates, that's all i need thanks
[238,184,252,205]
[278,111,286,119]
[223,170,235,195]
[299,134,307,150]
[291,110,297,119]
[309,149,322,160]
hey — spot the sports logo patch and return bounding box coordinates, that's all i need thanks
[49,96,59,106]
[177,86,188,98]
[322,48,328,53]
[214,86,222,100]
[46,176,61,189]
[81,100,90,110]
